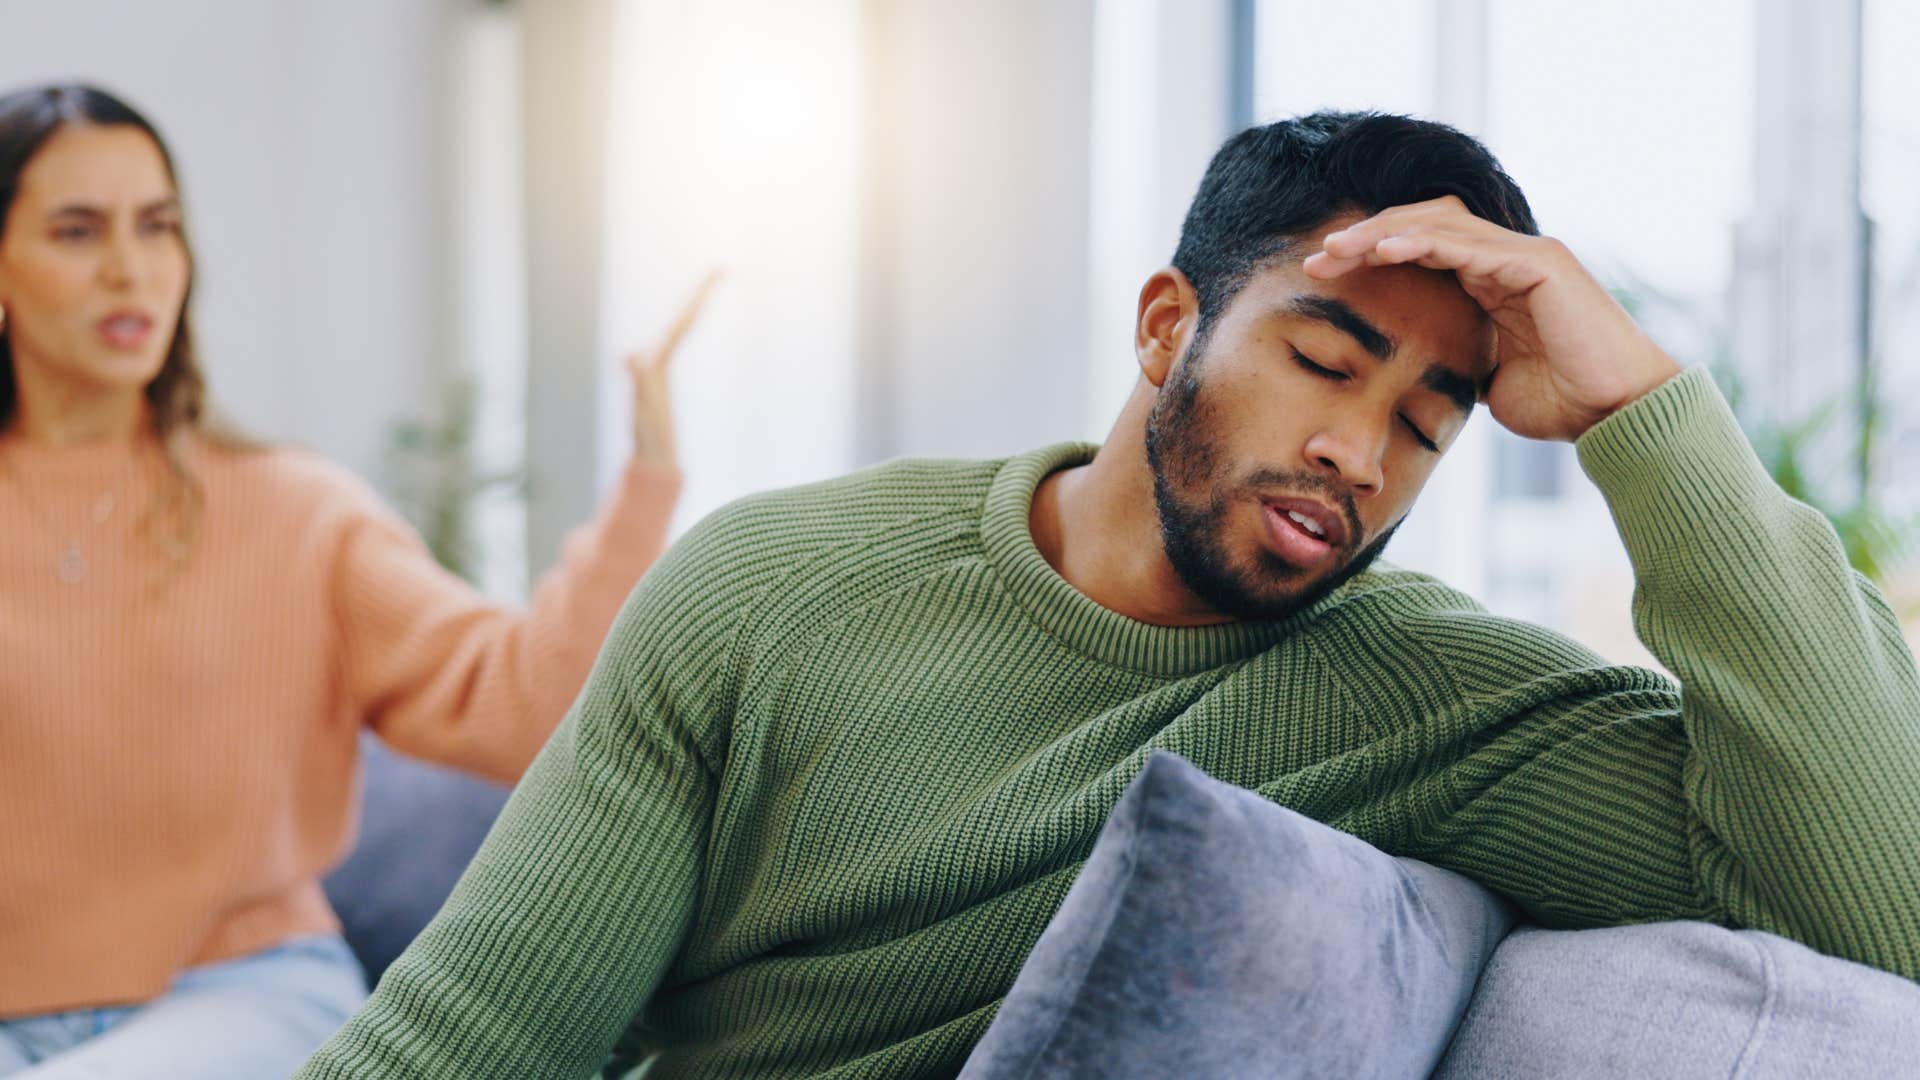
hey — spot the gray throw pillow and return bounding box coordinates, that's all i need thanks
[959,751,1517,1080]
[1433,921,1920,1079]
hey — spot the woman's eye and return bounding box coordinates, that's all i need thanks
[51,225,95,242]
[140,218,181,236]
[1401,415,1440,452]
[1292,351,1347,381]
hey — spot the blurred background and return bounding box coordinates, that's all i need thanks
[3,0,1914,663]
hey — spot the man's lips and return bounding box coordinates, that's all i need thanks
[1262,503,1333,567]
[1260,495,1350,550]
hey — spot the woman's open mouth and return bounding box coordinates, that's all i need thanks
[97,311,154,350]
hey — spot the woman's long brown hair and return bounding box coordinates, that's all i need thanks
[0,83,254,571]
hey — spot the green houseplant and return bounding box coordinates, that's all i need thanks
[382,374,524,585]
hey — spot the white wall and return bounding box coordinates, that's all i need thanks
[857,0,1099,463]
[1085,0,1235,443]
[0,0,454,481]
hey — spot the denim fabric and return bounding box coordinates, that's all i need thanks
[322,735,509,983]
[1433,921,1920,1079]
[959,751,1517,1080]
[0,934,366,1079]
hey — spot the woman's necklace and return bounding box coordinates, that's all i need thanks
[0,452,133,585]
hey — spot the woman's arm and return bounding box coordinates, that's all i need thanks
[333,275,718,781]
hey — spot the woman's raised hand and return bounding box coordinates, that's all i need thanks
[626,270,724,469]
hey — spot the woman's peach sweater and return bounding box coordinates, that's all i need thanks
[0,429,679,1016]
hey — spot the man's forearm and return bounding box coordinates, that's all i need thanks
[1577,365,1920,976]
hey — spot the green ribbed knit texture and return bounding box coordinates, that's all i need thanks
[299,367,1920,1079]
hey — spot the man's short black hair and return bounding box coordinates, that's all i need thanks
[1172,111,1538,349]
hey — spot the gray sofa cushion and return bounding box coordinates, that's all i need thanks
[320,737,510,984]
[959,751,1517,1080]
[1433,921,1920,1079]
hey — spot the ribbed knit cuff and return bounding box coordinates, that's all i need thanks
[1574,365,1775,564]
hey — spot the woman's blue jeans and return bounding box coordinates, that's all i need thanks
[0,934,366,1078]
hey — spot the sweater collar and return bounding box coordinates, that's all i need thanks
[979,442,1332,678]
[0,426,168,484]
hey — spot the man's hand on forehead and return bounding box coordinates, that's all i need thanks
[1301,195,1682,443]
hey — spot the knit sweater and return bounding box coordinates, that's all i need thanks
[0,430,680,1017]
[298,368,1920,1080]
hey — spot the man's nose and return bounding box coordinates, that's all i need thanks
[1303,422,1385,497]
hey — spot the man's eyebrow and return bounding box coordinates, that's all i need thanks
[1283,296,1395,361]
[1421,365,1478,417]
[1280,295,1477,415]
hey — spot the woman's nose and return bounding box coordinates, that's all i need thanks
[97,231,140,289]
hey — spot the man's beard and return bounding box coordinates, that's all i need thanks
[1144,354,1398,623]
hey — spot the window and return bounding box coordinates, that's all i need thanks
[599,0,863,534]
[1864,0,1920,527]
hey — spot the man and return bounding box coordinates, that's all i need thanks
[300,113,1920,1079]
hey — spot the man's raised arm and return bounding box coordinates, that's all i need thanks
[1578,365,1920,969]
[1296,200,1920,977]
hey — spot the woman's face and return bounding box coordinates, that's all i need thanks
[0,122,188,398]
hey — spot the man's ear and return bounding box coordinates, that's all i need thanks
[1135,267,1199,389]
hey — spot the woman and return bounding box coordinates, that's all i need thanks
[0,84,709,1077]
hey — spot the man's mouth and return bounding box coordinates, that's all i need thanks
[1283,509,1327,539]
[1261,499,1344,567]
[1260,496,1349,549]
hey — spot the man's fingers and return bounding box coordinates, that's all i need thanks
[1341,194,1470,232]
[1382,230,1558,295]
[1301,249,1367,279]
[1373,229,1472,269]
[1308,226,1548,294]
[1307,226,1471,277]
[1321,196,1510,259]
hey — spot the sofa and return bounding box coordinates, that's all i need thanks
[961,753,1920,1079]
[323,744,1920,1077]
[322,737,510,986]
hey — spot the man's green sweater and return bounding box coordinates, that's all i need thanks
[301,369,1920,1078]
